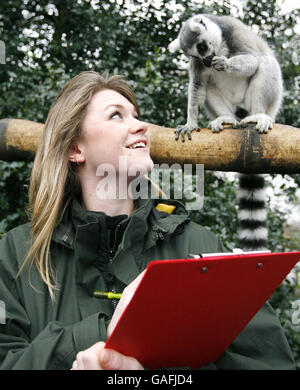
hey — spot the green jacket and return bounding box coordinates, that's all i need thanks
[0,197,296,370]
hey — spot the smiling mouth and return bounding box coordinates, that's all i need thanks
[127,141,147,149]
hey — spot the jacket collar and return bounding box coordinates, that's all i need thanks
[52,193,190,251]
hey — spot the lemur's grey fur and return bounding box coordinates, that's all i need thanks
[169,14,283,250]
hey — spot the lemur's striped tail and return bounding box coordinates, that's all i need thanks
[237,174,268,251]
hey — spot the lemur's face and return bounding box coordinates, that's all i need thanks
[179,16,220,66]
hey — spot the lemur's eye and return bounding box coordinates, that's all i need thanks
[196,41,208,55]
[199,19,207,30]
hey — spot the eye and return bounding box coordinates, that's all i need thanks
[196,41,208,55]
[110,111,122,120]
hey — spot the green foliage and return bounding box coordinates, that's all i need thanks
[0,161,31,237]
[0,0,299,367]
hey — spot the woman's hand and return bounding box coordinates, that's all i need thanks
[71,270,146,370]
[71,341,144,370]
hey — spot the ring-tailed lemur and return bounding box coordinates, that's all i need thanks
[168,14,283,251]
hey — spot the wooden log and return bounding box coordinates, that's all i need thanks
[0,118,300,174]
[149,123,300,174]
[0,118,43,161]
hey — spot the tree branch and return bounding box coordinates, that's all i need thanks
[0,118,299,174]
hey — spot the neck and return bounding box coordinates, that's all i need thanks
[78,171,135,216]
[82,195,134,216]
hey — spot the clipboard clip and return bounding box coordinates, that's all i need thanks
[188,248,271,259]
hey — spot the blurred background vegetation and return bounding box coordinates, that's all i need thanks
[0,0,299,367]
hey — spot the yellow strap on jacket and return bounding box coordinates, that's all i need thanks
[155,203,176,214]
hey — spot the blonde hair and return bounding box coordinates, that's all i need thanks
[21,70,140,301]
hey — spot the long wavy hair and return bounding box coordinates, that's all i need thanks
[21,71,140,301]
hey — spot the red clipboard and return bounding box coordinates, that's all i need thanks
[105,251,300,369]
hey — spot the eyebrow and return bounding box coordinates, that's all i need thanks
[104,103,137,115]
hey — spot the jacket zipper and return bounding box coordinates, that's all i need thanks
[108,249,117,309]
[154,227,166,241]
[109,223,122,310]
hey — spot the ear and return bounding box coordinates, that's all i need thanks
[189,20,202,34]
[189,16,207,34]
[69,143,85,165]
[168,37,181,53]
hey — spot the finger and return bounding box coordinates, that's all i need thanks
[75,352,84,370]
[71,360,78,370]
[100,348,144,370]
[75,351,87,370]
[76,342,106,370]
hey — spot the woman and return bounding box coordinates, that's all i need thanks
[0,71,296,370]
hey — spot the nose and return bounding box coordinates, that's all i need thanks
[130,118,148,134]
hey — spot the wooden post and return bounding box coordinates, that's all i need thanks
[0,118,300,174]
[148,123,300,174]
[0,118,43,161]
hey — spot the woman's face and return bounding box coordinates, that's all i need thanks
[72,89,153,179]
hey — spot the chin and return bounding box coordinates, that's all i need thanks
[128,156,154,176]
[143,155,154,172]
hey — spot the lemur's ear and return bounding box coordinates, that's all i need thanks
[189,16,207,34]
[168,38,180,53]
[189,20,201,33]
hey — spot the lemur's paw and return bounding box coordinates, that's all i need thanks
[211,56,228,71]
[174,124,200,142]
[208,116,239,133]
[240,114,273,134]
